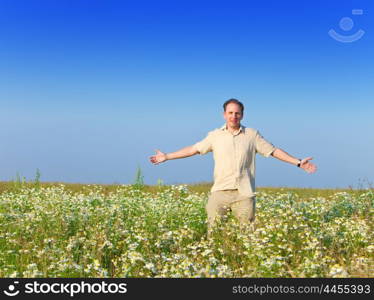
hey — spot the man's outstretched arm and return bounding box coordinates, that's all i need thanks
[149,146,199,165]
[271,148,317,173]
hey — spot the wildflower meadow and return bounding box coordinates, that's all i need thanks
[0,182,372,278]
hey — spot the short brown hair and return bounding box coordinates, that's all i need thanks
[223,98,244,113]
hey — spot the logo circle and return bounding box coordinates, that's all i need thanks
[339,17,354,31]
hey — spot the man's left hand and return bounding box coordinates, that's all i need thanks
[300,157,317,173]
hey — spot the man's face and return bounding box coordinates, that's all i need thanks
[223,103,243,128]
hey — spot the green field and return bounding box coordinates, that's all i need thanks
[0,181,373,277]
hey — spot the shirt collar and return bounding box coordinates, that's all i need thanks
[221,124,245,135]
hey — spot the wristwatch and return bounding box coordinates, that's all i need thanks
[297,160,302,167]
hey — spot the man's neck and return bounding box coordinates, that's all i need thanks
[226,124,241,134]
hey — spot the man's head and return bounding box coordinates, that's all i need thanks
[223,98,244,129]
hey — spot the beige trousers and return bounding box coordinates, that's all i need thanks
[206,190,256,231]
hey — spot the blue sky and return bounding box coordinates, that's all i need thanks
[0,0,373,188]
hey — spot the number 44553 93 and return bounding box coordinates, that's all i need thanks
[323,284,370,294]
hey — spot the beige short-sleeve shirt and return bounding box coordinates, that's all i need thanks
[192,124,276,197]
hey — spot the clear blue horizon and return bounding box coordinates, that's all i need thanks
[1,0,373,189]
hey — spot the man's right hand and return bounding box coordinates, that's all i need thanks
[149,149,167,165]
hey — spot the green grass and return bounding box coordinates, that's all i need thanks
[0,181,372,278]
[0,180,368,197]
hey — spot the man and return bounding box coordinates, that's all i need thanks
[149,99,317,232]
